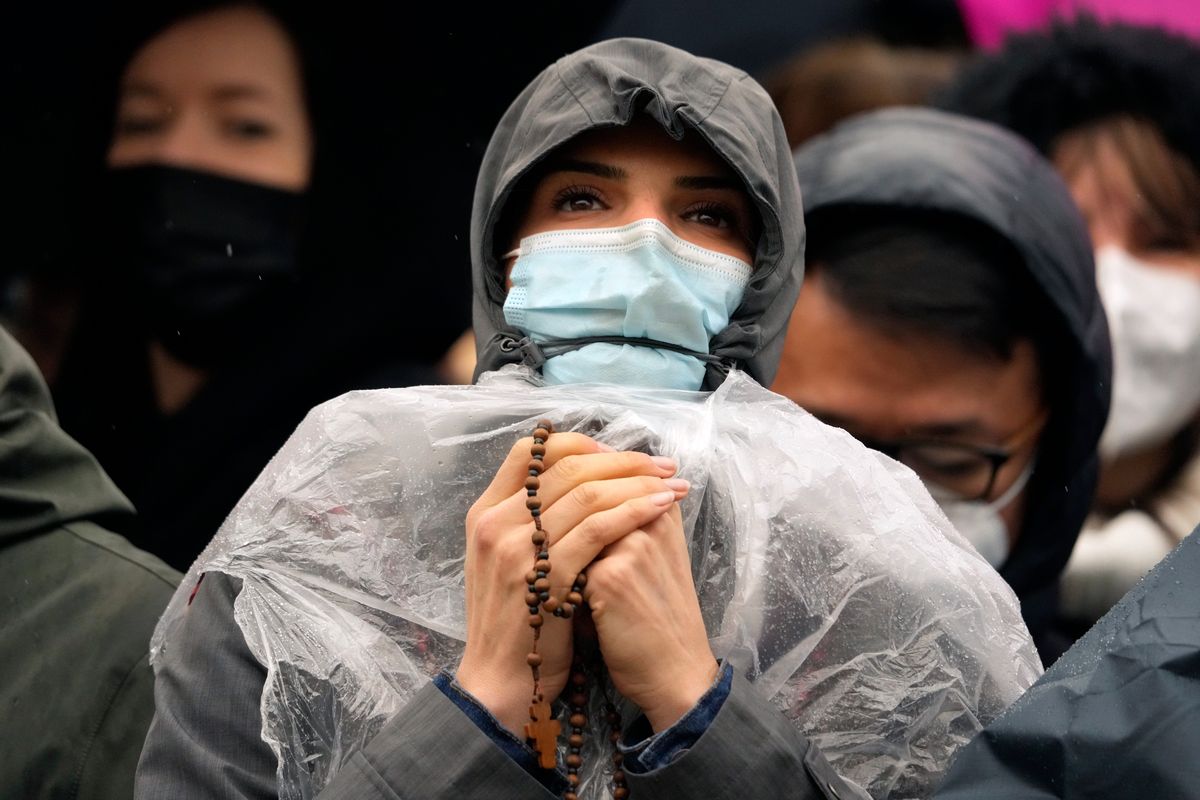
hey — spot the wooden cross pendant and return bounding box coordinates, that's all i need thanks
[525,700,562,769]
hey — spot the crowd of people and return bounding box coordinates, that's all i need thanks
[3,1,1198,798]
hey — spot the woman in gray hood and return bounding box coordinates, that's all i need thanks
[136,38,1037,800]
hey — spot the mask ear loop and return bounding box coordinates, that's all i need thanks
[988,457,1036,512]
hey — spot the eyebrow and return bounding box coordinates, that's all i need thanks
[805,406,990,440]
[210,84,274,101]
[544,159,627,181]
[118,82,273,102]
[674,175,743,191]
[543,159,741,192]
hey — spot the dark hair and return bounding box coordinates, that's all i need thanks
[806,205,1051,364]
[938,17,1200,177]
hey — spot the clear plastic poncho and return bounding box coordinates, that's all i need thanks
[151,367,1041,799]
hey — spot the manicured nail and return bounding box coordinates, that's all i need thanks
[651,456,677,471]
[596,442,616,452]
[650,491,675,506]
[663,478,690,493]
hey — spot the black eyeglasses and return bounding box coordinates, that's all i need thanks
[851,412,1047,502]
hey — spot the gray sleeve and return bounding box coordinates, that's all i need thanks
[317,681,560,800]
[134,572,279,799]
[625,669,869,800]
[136,572,859,800]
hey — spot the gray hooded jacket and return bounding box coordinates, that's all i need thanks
[136,38,859,800]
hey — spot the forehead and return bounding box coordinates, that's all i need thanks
[122,7,299,90]
[775,274,1043,437]
[552,118,740,179]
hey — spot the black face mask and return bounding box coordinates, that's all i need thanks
[105,164,306,367]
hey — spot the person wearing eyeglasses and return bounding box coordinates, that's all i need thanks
[772,107,1111,663]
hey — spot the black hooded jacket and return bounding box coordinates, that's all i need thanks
[793,108,1112,661]
[935,522,1200,798]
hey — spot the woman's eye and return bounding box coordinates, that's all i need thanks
[684,203,736,230]
[224,119,277,140]
[552,186,605,213]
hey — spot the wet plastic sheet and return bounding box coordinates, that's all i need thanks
[152,367,1041,799]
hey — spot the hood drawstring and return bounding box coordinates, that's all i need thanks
[497,333,732,372]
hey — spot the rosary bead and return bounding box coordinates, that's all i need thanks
[570,693,587,707]
[531,531,546,547]
[526,497,542,510]
[571,672,587,687]
[612,752,624,766]
[528,605,540,615]
[566,754,582,768]
[572,573,588,589]
[525,570,538,585]
[613,770,626,783]
[565,793,578,800]
[533,427,551,441]
[527,459,545,474]
[609,731,621,744]
[531,443,547,457]
[526,653,543,667]
[528,615,544,628]
[567,774,580,788]
[542,596,560,614]
[613,788,629,799]
[538,591,550,601]
[525,592,539,607]
[606,710,621,726]
[525,476,540,491]
[568,733,585,747]
[566,591,583,606]
[537,419,553,432]
[533,577,550,592]
[530,507,541,518]
[569,712,587,727]
[557,604,573,619]
[534,559,551,574]
[537,550,549,561]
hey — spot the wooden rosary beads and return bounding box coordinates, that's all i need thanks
[522,421,629,800]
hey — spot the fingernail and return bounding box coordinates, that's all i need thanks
[650,491,675,506]
[663,478,690,492]
[651,456,677,471]
[596,441,616,452]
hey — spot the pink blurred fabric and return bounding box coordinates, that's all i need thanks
[959,0,1200,49]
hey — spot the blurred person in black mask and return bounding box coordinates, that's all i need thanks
[941,19,1200,629]
[50,1,466,570]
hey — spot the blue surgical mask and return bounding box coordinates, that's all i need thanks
[501,219,753,390]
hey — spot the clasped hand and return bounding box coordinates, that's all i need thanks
[456,432,719,736]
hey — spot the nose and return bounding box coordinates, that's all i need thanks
[620,193,681,235]
[147,109,211,169]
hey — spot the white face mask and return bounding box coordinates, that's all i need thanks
[1096,246,1200,459]
[933,463,1033,569]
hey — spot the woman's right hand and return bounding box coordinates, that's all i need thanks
[455,431,689,735]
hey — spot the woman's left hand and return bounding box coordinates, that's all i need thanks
[580,500,719,732]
